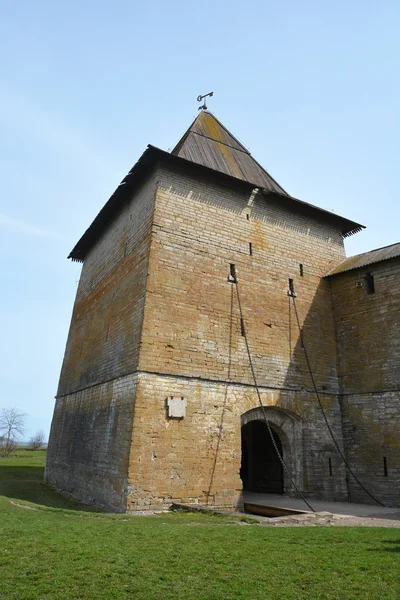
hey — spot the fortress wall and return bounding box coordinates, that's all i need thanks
[139,164,345,393]
[126,164,349,509]
[331,258,400,506]
[45,373,138,511]
[126,373,347,512]
[46,169,159,508]
[57,169,158,397]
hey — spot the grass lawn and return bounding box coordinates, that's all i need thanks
[0,451,399,599]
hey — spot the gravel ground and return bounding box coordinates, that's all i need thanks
[257,511,400,528]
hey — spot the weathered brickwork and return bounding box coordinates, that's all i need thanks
[330,258,400,506]
[46,170,158,505]
[140,164,345,393]
[126,374,347,511]
[58,170,158,396]
[45,374,138,511]
[123,163,349,510]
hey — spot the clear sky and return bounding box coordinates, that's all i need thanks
[0,1,398,439]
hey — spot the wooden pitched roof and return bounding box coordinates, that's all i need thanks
[172,111,288,194]
[68,114,364,261]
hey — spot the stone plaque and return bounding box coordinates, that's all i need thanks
[167,397,187,419]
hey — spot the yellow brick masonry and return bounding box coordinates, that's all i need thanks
[330,258,400,506]
[46,156,400,512]
[46,170,158,511]
[126,164,349,510]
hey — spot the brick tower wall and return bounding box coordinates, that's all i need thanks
[45,171,158,511]
[330,258,400,507]
[126,163,349,510]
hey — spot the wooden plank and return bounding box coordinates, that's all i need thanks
[244,502,309,518]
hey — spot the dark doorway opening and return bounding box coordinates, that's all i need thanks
[240,420,284,493]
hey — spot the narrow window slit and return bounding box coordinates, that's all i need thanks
[328,458,333,476]
[365,272,375,294]
[246,213,250,221]
[289,278,295,294]
[383,456,388,477]
[240,317,245,337]
[228,263,237,282]
[249,242,253,256]
[299,264,304,276]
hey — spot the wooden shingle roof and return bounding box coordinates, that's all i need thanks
[172,111,288,194]
[68,113,364,261]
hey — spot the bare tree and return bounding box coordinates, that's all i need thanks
[0,408,27,457]
[29,430,45,450]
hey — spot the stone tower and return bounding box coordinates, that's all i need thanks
[46,111,367,512]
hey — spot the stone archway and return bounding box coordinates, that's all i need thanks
[240,406,304,494]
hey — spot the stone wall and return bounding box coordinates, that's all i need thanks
[57,170,158,396]
[45,374,138,511]
[126,374,347,511]
[128,163,349,509]
[330,258,400,506]
[48,157,358,512]
[46,169,158,508]
[140,164,345,393]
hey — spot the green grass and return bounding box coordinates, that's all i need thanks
[0,449,94,510]
[0,451,399,599]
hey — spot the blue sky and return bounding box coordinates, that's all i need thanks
[1,1,399,439]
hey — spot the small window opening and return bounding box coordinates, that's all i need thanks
[240,317,246,337]
[328,458,333,477]
[228,263,237,282]
[299,264,304,276]
[246,213,250,221]
[365,272,375,294]
[383,456,388,477]
[249,242,253,256]
[289,278,295,294]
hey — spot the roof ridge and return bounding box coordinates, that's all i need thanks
[171,111,292,195]
[354,241,400,256]
[325,240,400,277]
[203,112,289,195]
[190,129,250,154]
[170,112,200,155]
[203,111,251,153]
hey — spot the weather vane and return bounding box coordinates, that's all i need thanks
[197,92,214,111]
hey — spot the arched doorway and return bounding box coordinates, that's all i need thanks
[240,420,284,493]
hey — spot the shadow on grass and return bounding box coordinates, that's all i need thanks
[0,465,99,512]
[371,541,400,553]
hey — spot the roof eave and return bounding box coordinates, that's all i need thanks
[260,189,364,238]
[69,145,365,261]
[68,146,158,261]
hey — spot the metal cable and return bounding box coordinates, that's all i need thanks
[291,295,385,507]
[234,279,316,513]
[206,286,234,504]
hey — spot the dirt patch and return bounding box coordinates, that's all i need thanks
[9,500,37,510]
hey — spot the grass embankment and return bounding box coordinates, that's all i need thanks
[0,451,399,599]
